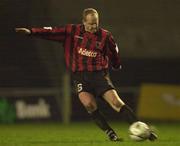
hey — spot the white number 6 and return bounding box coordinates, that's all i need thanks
[77,83,83,92]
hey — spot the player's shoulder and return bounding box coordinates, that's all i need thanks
[99,27,112,37]
[100,27,108,32]
[100,27,111,34]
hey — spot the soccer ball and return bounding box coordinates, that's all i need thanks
[129,121,151,141]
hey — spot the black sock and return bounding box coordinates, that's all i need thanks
[120,104,138,124]
[90,109,112,132]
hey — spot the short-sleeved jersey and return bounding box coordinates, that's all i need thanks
[30,24,121,72]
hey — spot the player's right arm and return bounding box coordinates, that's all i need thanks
[15,26,67,42]
[15,28,31,35]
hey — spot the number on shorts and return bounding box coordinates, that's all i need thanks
[77,83,83,92]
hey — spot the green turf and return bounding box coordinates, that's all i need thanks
[0,122,179,146]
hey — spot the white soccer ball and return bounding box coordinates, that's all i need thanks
[129,121,151,141]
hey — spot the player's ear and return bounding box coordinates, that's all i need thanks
[82,20,86,26]
[82,19,85,24]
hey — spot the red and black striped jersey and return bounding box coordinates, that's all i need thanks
[30,24,121,72]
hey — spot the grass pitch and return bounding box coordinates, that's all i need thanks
[0,122,179,146]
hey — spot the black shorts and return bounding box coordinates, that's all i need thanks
[72,70,115,97]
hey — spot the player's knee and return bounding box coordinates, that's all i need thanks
[112,100,124,110]
[84,101,97,113]
[86,103,97,113]
[78,93,97,113]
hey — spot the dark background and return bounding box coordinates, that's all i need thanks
[0,0,180,121]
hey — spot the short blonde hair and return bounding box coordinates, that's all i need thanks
[82,8,98,21]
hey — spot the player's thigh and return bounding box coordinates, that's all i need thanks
[79,91,97,112]
[103,89,125,108]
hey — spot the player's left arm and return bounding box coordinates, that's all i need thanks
[107,33,122,70]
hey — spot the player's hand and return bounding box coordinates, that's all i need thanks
[112,65,122,71]
[15,28,31,35]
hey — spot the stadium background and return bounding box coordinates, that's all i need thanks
[0,0,180,123]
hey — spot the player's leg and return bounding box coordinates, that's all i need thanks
[96,70,138,123]
[103,89,138,124]
[78,91,122,141]
[73,72,116,140]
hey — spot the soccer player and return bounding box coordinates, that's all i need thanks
[15,8,157,142]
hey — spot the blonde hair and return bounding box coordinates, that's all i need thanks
[82,8,98,21]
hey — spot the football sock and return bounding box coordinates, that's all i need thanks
[120,104,138,124]
[90,109,112,132]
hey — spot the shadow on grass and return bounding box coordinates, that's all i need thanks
[28,140,110,144]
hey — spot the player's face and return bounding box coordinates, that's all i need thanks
[83,13,99,33]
